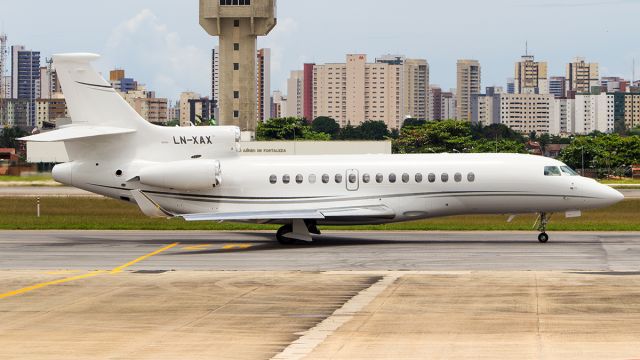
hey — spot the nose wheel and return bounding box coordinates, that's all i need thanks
[538,232,549,243]
[536,212,551,243]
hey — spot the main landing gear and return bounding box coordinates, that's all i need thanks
[536,212,550,243]
[276,220,320,245]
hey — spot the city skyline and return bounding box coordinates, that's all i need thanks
[1,0,640,100]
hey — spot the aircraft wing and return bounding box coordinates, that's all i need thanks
[179,205,395,222]
[19,126,136,142]
[131,189,396,222]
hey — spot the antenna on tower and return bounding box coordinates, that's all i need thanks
[525,41,528,56]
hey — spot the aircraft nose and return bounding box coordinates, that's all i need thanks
[601,184,624,205]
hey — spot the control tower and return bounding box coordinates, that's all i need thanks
[199,0,277,132]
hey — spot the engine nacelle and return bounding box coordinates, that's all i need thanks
[139,160,221,191]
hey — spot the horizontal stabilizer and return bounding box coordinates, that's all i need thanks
[19,126,136,142]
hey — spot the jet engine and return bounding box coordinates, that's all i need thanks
[138,160,222,191]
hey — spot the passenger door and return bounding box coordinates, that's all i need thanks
[346,169,359,191]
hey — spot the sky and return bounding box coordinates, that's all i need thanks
[2,0,640,101]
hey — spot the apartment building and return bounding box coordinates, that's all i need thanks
[456,60,481,121]
[514,55,548,94]
[310,54,429,129]
[567,57,599,94]
[495,93,553,134]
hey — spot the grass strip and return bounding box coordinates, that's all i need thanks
[2,197,639,231]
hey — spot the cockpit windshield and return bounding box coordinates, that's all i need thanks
[544,166,562,176]
[545,165,579,176]
[560,166,579,176]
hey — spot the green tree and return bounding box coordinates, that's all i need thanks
[559,134,640,177]
[402,118,426,128]
[337,123,362,140]
[358,120,390,140]
[470,123,525,143]
[256,117,330,141]
[311,116,340,138]
[0,126,29,149]
[472,139,527,153]
[393,120,474,154]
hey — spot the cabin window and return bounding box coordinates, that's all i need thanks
[544,166,561,176]
[269,175,277,184]
[349,173,357,184]
[415,173,423,183]
[402,173,410,183]
[309,174,317,184]
[389,173,397,183]
[363,174,371,183]
[376,173,384,183]
[561,166,578,176]
[454,173,462,182]
[283,175,290,184]
[296,174,303,184]
[335,174,343,183]
[322,174,330,184]
[441,173,449,182]
[428,173,436,183]
[467,172,476,182]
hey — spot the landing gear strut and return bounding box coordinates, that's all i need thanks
[275,220,319,245]
[536,212,550,243]
[276,224,295,245]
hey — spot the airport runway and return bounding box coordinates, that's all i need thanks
[2,231,640,360]
[0,230,639,271]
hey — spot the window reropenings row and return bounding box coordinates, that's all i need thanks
[269,172,476,185]
[220,0,251,5]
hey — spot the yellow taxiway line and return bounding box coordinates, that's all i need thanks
[0,242,179,300]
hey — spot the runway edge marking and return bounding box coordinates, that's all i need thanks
[0,242,179,300]
[271,274,399,360]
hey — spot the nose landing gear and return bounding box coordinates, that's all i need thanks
[536,212,550,243]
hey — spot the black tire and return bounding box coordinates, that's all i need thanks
[276,224,295,245]
[538,233,549,243]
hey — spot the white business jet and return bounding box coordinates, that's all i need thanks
[22,54,624,244]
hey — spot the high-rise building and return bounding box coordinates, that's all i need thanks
[285,70,304,118]
[514,55,548,94]
[11,45,40,128]
[121,90,169,124]
[256,48,271,123]
[36,97,67,129]
[109,69,138,93]
[549,76,567,98]
[1,76,10,100]
[471,94,495,127]
[495,93,554,134]
[456,59,481,121]
[271,90,285,118]
[0,33,7,102]
[613,93,640,131]
[430,86,443,120]
[39,65,61,100]
[199,0,277,132]
[303,63,315,121]
[441,91,456,120]
[601,77,628,93]
[506,78,515,94]
[567,57,599,94]
[310,54,429,129]
[550,98,574,135]
[573,93,614,134]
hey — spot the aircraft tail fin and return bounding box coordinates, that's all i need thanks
[53,53,150,130]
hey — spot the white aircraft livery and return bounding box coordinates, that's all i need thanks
[22,54,624,244]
